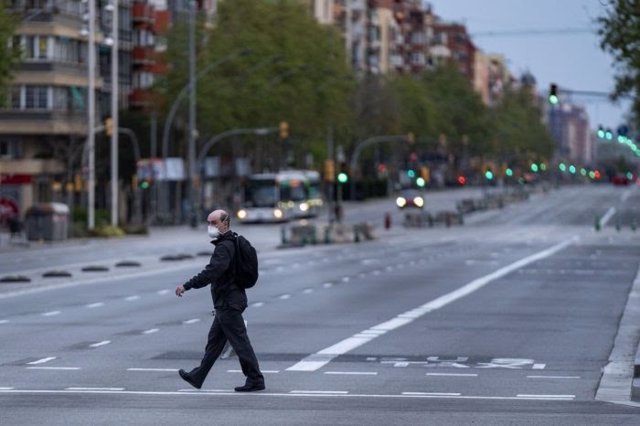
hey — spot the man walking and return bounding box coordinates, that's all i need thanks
[175,209,265,392]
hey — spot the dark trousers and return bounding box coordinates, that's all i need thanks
[188,307,264,387]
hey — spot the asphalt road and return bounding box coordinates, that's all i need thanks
[1,184,640,425]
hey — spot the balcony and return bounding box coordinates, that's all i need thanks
[132,2,155,25]
[129,88,153,109]
[132,46,155,66]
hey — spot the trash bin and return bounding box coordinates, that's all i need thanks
[24,203,70,241]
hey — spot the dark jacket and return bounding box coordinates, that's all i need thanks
[183,231,247,310]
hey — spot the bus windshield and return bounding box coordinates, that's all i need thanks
[244,180,278,207]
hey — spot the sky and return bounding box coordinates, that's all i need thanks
[430,0,629,131]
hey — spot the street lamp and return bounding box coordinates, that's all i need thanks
[81,0,97,230]
[108,0,119,227]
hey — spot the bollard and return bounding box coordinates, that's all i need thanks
[595,216,601,231]
[384,212,391,230]
[615,218,621,232]
[632,220,637,232]
[324,225,331,244]
[281,225,287,245]
[354,226,360,243]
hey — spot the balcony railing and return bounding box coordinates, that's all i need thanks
[132,46,155,65]
[132,2,154,24]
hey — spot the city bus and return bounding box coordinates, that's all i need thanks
[236,170,310,223]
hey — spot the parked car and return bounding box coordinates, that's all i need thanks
[396,189,425,209]
[611,174,631,186]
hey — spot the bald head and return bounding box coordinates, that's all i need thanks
[207,209,230,233]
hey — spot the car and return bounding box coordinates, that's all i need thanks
[611,174,631,186]
[396,189,425,209]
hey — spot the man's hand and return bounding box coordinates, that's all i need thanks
[175,285,186,297]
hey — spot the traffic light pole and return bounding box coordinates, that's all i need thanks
[349,134,413,201]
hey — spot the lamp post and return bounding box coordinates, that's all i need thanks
[86,0,96,230]
[108,0,119,226]
[187,0,197,227]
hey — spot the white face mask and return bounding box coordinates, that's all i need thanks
[207,225,220,239]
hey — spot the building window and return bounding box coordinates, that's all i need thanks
[38,36,48,59]
[10,86,21,109]
[25,85,48,109]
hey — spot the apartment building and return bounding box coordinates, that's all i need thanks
[0,0,168,218]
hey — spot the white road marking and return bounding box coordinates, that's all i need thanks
[26,366,80,370]
[532,363,546,369]
[323,282,333,288]
[324,371,378,376]
[291,390,348,394]
[27,357,56,365]
[599,207,616,227]
[183,319,200,324]
[86,302,104,308]
[403,392,461,396]
[125,295,141,301]
[142,328,159,334]
[157,289,170,295]
[426,373,478,377]
[0,387,14,390]
[66,387,124,391]
[341,277,350,282]
[0,320,8,324]
[89,340,111,348]
[527,375,580,379]
[127,368,178,372]
[227,369,280,374]
[517,394,575,399]
[279,294,291,300]
[286,239,576,372]
[41,311,61,317]
[302,289,314,294]
[251,302,265,307]
[0,388,581,401]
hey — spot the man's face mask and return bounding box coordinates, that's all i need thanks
[207,225,220,239]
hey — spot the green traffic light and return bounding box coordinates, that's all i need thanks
[559,163,566,172]
[140,180,150,189]
[505,168,513,177]
[416,177,425,187]
[484,170,494,180]
[337,172,348,184]
[548,95,559,105]
[530,163,539,173]
[407,169,416,178]
[569,165,576,174]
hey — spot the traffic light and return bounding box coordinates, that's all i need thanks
[530,163,539,173]
[597,126,605,139]
[337,172,348,184]
[407,169,416,178]
[420,166,430,183]
[279,121,289,139]
[505,168,513,177]
[139,178,151,189]
[104,116,113,137]
[548,83,559,105]
[324,159,335,182]
[484,169,494,180]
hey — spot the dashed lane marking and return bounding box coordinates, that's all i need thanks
[66,387,124,391]
[89,340,111,348]
[128,368,178,372]
[86,302,104,308]
[286,239,577,372]
[527,375,580,379]
[41,311,61,317]
[26,357,56,365]
[26,367,80,370]
[251,302,265,307]
[0,320,8,324]
[532,363,546,369]
[157,290,170,295]
[291,390,348,394]
[403,392,461,396]
[0,387,14,390]
[227,369,280,374]
[517,394,575,399]
[426,373,478,377]
[324,371,378,376]
[183,319,200,325]
[279,294,291,300]
[125,295,141,301]
[142,328,159,334]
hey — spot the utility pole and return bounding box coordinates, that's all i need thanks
[188,0,198,227]
[87,0,96,230]
[110,0,119,226]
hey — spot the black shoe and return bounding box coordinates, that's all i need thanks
[234,383,265,392]
[178,369,202,389]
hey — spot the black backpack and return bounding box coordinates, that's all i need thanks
[233,233,259,289]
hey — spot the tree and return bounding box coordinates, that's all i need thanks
[156,0,353,169]
[597,0,640,125]
[0,4,20,101]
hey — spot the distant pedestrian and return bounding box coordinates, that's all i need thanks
[175,209,265,392]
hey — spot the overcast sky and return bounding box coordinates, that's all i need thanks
[431,0,629,131]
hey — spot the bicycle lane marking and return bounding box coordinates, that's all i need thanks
[286,238,578,372]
